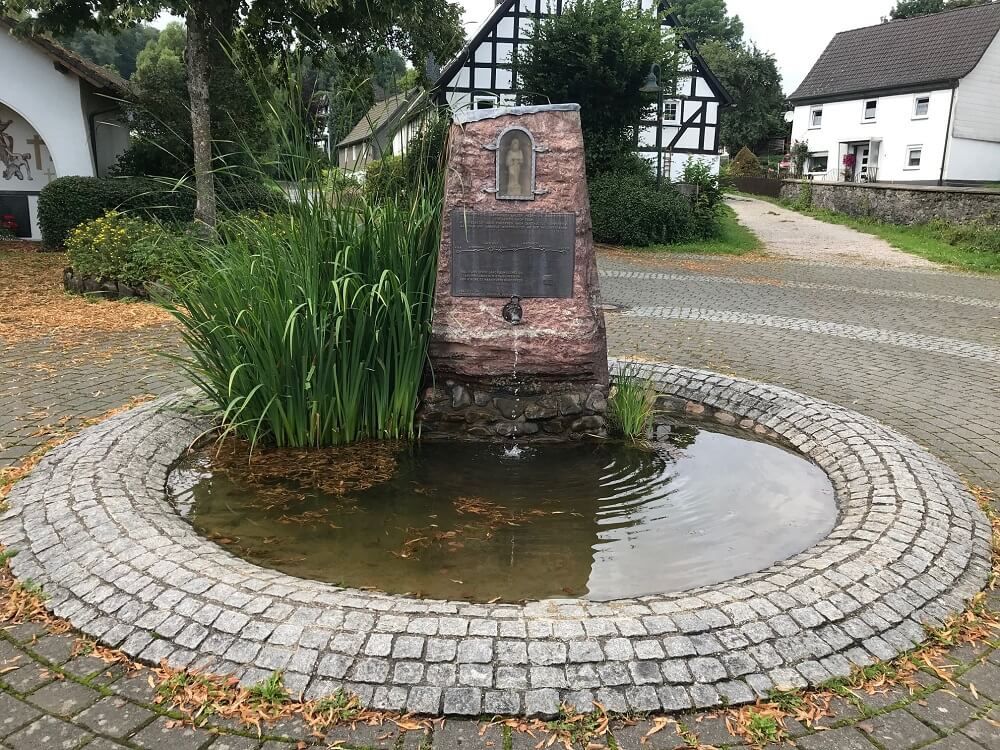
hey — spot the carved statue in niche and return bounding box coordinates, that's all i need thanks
[496,127,534,200]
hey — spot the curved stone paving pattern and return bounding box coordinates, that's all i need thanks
[620,308,1000,364]
[0,365,991,717]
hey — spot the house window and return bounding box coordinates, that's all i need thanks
[809,106,823,128]
[913,96,930,118]
[662,100,681,125]
[808,152,829,173]
[905,145,923,169]
[862,99,877,121]
[473,95,498,110]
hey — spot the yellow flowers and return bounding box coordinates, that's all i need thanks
[65,210,160,286]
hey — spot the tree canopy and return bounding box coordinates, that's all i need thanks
[56,24,158,78]
[111,21,269,180]
[699,41,785,156]
[667,0,744,47]
[886,0,994,19]
[11,0,464,226]
[668,0,785,157]
[517,0,678,175]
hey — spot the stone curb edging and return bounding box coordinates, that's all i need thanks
[0,364,991,717]
[63,268,151,300]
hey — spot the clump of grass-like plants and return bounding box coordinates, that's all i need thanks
[164,58,444,448]
[608,361,656,440]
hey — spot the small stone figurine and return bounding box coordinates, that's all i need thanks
[505,135,526,197]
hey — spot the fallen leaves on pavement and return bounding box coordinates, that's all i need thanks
[0,246,173,346]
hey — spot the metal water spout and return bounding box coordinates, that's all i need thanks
[502,295,523,325]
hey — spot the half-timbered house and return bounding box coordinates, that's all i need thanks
[433,0,732,180]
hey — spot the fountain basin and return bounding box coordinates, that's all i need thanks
[0,363,991,716]
[169,422,836,602]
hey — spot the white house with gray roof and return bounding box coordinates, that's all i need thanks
[336,90,427,175]
[788,3,1000,185]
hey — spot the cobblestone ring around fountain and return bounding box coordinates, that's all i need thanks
[0,361,990,717]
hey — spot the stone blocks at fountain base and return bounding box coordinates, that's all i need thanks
[420,379,608,440]
[420,104,609,441]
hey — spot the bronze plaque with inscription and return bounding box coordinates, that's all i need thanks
[451,210,576,298]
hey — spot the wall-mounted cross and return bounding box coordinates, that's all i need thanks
[27,134,46,172]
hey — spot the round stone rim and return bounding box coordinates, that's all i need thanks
[0,363,991,717]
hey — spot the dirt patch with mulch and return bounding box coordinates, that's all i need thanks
[0,244,174,346]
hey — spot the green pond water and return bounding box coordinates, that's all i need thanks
[168,422,837,601]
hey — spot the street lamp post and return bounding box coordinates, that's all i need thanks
[640,64,664,187]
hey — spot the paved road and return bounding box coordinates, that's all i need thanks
[1,212,999,749]
[0,328,188,468]
[728,196,939,268]
[600,241,1000,492]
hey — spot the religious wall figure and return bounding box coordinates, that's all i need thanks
[0,120,33,181]
[497,128,534,199]
[505,136,525,196]
[2,152,32,181]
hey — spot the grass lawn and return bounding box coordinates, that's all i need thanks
[805,209,1000,273]
[737,192,1000,274]
[622,204,762,256]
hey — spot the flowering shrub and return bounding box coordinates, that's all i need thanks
[66,211,190,288]
[0,214,17,240]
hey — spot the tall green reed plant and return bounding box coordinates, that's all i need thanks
[609,361,657,441]
[163,56,445,448]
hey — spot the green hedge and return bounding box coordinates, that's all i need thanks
[589,171,695,246]
[38,176,285,249]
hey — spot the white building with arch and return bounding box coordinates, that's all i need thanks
[1,20,129,240]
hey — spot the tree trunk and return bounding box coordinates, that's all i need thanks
[186,8,217,230]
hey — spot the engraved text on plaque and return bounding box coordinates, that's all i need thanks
[451,210,576,298]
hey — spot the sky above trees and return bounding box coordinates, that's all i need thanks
[457,0,902,93]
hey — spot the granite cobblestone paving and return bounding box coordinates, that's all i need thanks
[2,228,1000,747]
[1,364,991,717]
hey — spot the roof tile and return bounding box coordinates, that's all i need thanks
[789,3,1000,102]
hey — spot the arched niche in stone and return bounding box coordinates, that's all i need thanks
[495,126,536,200]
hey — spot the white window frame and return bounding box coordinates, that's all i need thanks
[809,106,823,129]
[912,95,930,119]
[904,144,923,170]
[862,98,878,122]
[808,151,829,174]
[473,94,499,111]
[661,99,681,125]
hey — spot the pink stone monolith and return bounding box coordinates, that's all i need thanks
[419,104,609,441]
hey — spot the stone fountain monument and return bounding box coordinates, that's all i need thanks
[420,104,609,440]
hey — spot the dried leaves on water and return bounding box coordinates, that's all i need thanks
[207,436,397,502]
[394,497,559,559]
[0,246,172,345]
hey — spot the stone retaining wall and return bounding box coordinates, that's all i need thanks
[780,180,1000,225]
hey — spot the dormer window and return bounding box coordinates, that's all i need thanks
[863,99,877,121]
[809,106,823,128]
[913,95,930,118]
